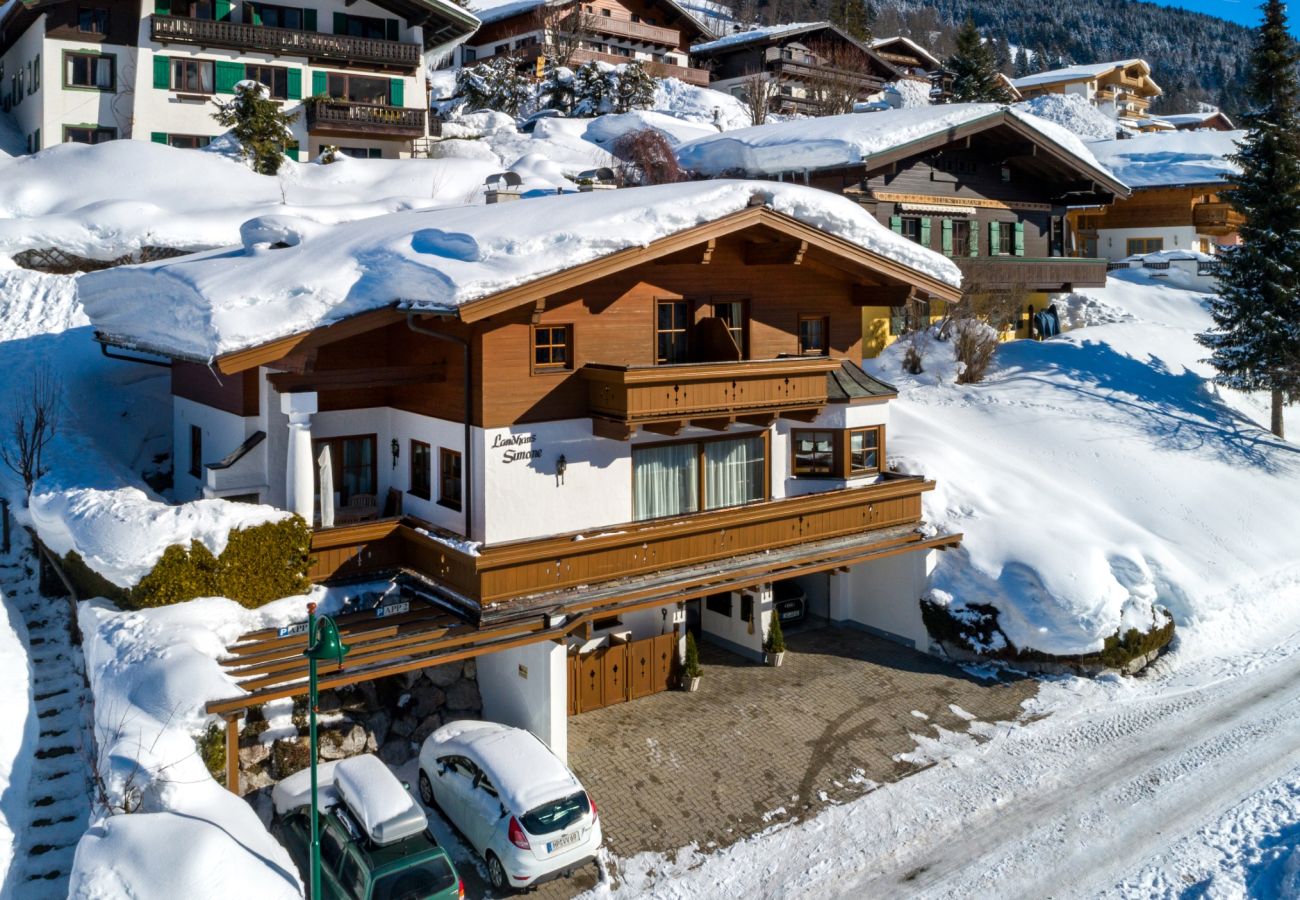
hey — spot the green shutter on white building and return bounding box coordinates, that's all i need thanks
[389,78,403,106]
[151,132,168,144]
[919,217,931,248]
[153,55,170,89]
[214,60,244,94]
[989,221,1001,255]
[889,215,901,234]
[312,70,328,96]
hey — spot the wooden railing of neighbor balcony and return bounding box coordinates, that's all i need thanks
[150,15,421,69]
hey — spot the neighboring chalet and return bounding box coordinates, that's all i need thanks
[82,181,964,763]
[690,22,905,116]
[453,0,711,86]
[1157,110,1236,132]
[1012,59,1162,129]
[0,0,477,156]
[677,105,1129,355]
[1075,129,1243,261]
[869,35,940,78]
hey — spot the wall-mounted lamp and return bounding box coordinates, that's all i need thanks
[390,438,400,469]
[555,454,567,486]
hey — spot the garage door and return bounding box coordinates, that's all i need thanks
[569,632,676,715]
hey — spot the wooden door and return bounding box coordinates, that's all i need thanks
[601,643,627,707]
[629,640,655,700]
[652,631,675,693]
[577,649,604,713]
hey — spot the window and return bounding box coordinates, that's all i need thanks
[463,47,476,62]
[189,425,202,478]
[64,125,116,144]
[327,72,388,105]
[65,52,114,90]
[245,63,288,99]
[248,2,304,28]
[408,440,431,499]
[168,134,211,149]
[532,324,571,371]
[632,434,766,521]
[319,827,347,873]
[494,43,509,55]
[338,12,387,38]
[792,430,835,476]
[655,299,690,364]
[847,427,881,476]
[949,219,970,257]
[889,305,908,337]
[516,35,538,48]
[798,315,829,356]
[994,221,1015,256]
[705,593,732,616]
[710,300,746,356]
[1126,237,1164,256]
[78,6,108,32]
[338,146,382,159]
[439,448,462,511]
[31,55,39,92]
[899,216,922,243]
[171,58,214,93]
[336,852,366,900]
[186,0,216,19]
[313,435,376,504]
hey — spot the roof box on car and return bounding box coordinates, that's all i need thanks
[333,754,429,846]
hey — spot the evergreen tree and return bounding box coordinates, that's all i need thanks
[211,81,297,175]
[613,61,656,113]
[943,19,1014,103]
[1013,46,1032,78]
[539,56,575,114]
[455,57,531,116]
[1197,0,1300,438]
[828,0,873,42]
[572,61,611,115]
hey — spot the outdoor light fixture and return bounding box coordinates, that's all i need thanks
[391,438,400,468]
[304,602,350,900]
[556,454,567,486]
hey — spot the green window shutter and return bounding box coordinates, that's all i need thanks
[969,222,979,256]
[154,0,170,14]
[333,12,346,33]
[989,221,1001,256]
[286,143,300,161]
[941,219,953,255]
[215,0,231,19]
[153,54,170,89]
[889,215,901,234]
[385,18,399,41]
[287,67,302,100]
[247,2,261,24]
[919,217,932,248]
[1014,221,1026,257]
[215,60,244,94]
[311,70,327,96]
[389,77,403,106]
[151,131,168,144]
[304,8,316,31]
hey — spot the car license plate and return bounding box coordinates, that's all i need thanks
[780,610,800,620]
[546,830,581,854]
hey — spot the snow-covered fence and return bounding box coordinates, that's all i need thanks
[13,246,191,275]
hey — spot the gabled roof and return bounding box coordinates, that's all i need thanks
[472,0,712,40]
[676,104,1128,198]
[1012,59,1162,97]
[1159,111,1236,132]
[869,35,941,71]
[82,181,962,369]
[690,21,902,78]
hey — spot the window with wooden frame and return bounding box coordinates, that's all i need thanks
[709,299,747,357]
[705,593,733,616]
[899,216,923,243]
[632,433,767,521]
[846,426,883,476]
[409,440,431,500]
[171,58,214,93]
[314,435,377,504]
[64,51,114,90]
[189,425,202,478]
[798,315,829,356]
[167,134,211,149]
[77,6,109,32]
[245,63,289,100]
[64,125,116,144]
[1126,237,1164,256]
[655,299,690,365]
[947,219,970,257]
[439,447,462,511]
[791,429,835,476]
[531,324,571,371]
[793,426,887,478]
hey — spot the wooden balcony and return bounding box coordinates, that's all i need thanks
[150,15,421,71]
[305,99,425,139]
[570,48,709,86]
[1193,201,1244,235]
[588,16,680,47]
[955,256,1110,291]
[308,475,936,611]
[582,357,841,437]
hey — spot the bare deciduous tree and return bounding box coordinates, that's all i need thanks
[804,40,883,116]
[537,2,593,68]
[612,128,687,185]
[740,70,777,125]
[1,366,62,495]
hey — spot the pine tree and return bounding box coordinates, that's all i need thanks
[613,61,656,113]
[1197,0,1300,438]
[455,57,531,116]
[943,19,1014,103]
[539,56,575,114]
[1013,47,1032,79]
[572,61,611,115]
[828,0,873,43]
[211,81,298,175]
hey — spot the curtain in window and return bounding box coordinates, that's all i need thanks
[93,58,112,89]
[633,443,698,521]
[704,436,764,510]
[340,437,374,500]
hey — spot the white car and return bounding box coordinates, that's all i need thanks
[416,721,601,892]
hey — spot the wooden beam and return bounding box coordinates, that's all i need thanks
[779,407,823,423]
[690,416,734,432]
[225,715,240,794]
[530,297,546,325]
[214,307,407,375]
[744,239,808,266]
[643,420,685,437]
[736,412,777,428]
[654,238,715,266]
[266,364,446,394]
[591,417,636,441]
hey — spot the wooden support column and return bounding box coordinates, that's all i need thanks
[225,714,241,794]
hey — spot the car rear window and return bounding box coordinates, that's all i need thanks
[520,791,590,836]
[370,857,457,900]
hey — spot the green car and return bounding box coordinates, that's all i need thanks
[271,754,464,900]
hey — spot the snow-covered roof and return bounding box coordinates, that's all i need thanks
[430,721,583,815]
[691,21,827,53]
[869,35,941,69]
[676,104,1121,189]
[81,180,961,363]
[1088,130,1242,189]
[1012,59,1160,94]
[1159,111,1236,131]
[472,0,709,36]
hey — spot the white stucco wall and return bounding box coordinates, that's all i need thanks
[1096,225,1203,260]
[172,395,257,502]
[829,550,936,649]
[477,640,568,762]
[699,586,771,661]
[1,16,49,147]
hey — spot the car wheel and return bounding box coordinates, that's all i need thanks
[486,852,509,892]
[417,771,440,813]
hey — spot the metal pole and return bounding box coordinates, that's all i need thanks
[1,498,9,555]
[307,602,321,900]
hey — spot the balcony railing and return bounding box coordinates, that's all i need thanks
[1193,201,1244,233]
[305,99,425,138]
[308,475,936,607]
[582,357,841,428]
[150,14,421,70]
[588,16,680,47]
[770,59,885,91]
[954,256,1110,291]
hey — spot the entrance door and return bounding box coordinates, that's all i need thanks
[569,632,678,714]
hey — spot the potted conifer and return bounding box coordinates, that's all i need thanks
[682,631,702,691]
[764,615,786,667]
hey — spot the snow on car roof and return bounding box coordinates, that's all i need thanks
[432,721,582,815]
[334,754,429,845]
[80,180,961,362]
[272,759,343,815]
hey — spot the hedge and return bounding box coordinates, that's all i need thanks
[56,516,312,610]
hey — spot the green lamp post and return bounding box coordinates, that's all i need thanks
[304,602,350,899]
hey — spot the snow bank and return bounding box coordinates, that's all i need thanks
[1014,94,1118,143]
[0,584,35,891]
[81,180,960,361]
[1088,130,1243,189]
[583,110,720,149]
[868,270,1300,655]
[652,78,752,131]
[30,479,289,589]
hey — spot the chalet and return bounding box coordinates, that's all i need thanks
[1074,129,1243,261]
[1011,59,1162,128]
[453,0,711,86]
[869,35,940,78]
[676,105,1129,355]
[0,0,476,156]
[82,180,964,762]
[1158,110,1236,133]
[689,22,905,116]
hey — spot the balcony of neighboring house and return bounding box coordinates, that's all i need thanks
[764,48,886,93]
[568,47,709,85]
[586,14,681,49]
[1193,201,1245,235]
[307,473,950,619]
[150,14,421,71]
[305,98,425,139]
[954,255,1110,291]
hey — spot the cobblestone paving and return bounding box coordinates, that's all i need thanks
[533,623,1038,897]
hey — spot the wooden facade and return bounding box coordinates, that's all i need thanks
[1069,185,1243,257]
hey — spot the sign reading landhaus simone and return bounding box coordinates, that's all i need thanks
[493,433,542,464]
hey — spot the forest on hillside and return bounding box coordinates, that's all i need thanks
[734,0,1256,115]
